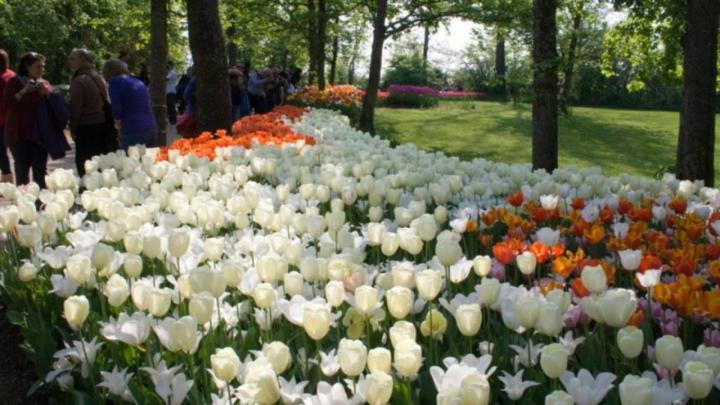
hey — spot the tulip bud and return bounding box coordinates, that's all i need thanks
[420,309,447,340]
[204,238,224,262]
[535,301,563,337]
[516,251,537,275]
[545,390,574,405]
[615,326,643,360]
[618,375,652,405]
[618,249,641,271]
[393,339,422,379]
[18,262,38,282]
[365,371,393,405]
[299,257,319,282]
[143,235,162,259]
[354,285,378,315]
[545,289,571,313]
[436,239,462,267]
[581,265,606,295]
[472,255,492,277]
[367,348,392,374]
[123,232,143,255]
[253,282,276,309]
[222,260,244,288]
[168,228,190,258]
[389,320,416,348]
[515,295,540,329]
[148,288,171,317]
[367,223,387,247]
[171,316,198,353]
[460,374,490,405]
[66,255,93,284]
[64,295,90,329]
[656,335,684,370]
[91,243,114,271]
[386,286,414,319]
[189,292,214,324]
[599,289,636,327]
[324,280,346,307]
[211,347,240,382]
[104,274,129,307]
[381,232,400,257]
[303,302,331,340]
[416,270,442,301]
[391,262,416,289]
[540,343,569,379]
[338,338,368,377]
[477,277,501,307]
[682,361,714,399]
[455,304,482,337]
[123,254,143,278]
[696,345,720,376]
[283,272,304,297]
[262,342,291,374]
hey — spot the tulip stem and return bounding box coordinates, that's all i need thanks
[77,328,99,401]
[366,316,372,348]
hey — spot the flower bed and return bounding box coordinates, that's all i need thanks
[1,108,720,404]
[156,105,314,161]
[287,85,364,125]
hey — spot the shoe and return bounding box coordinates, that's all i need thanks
[1,174,12,184]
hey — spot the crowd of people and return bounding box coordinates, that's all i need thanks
[0,46,303,189]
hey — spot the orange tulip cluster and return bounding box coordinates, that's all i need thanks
[287,85,365,108]
[478,193,720,320]
[156,105,314,161]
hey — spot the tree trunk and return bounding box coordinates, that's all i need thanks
[676,0,719,186]
[423,24,430,73]
[316,0,328,90]
[531,0,559,172]
[150,0,168,146]
[495,30,506,96]
[227,25,238,67]
[329,31,339,85]
[186,0,231,133]
[307,0,317,85]
[359,0,387,133]
[560,11,582,112]
[348,55,356,85]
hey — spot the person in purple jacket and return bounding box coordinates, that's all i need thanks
[102,59,157,149]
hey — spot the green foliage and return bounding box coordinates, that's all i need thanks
[381,44,441,88]
[382,92,439,108]
[0,0,187,83]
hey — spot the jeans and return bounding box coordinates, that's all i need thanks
[10,141,48,188]
[0,126,11,175]
[166,93,177,125]
[249,94,267,114]
[122,131,157,150]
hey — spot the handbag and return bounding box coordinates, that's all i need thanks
[176,112,196,138]
[84,73,120,152]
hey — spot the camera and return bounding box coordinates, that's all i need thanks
[29,79,41,89]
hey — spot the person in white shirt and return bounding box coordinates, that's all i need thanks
[165,61,177,125]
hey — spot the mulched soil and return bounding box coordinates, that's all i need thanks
[0,304,48,404]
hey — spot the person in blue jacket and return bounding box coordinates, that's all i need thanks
[102,59,157,149]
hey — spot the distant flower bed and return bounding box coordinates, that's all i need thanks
[378,86,485,108]
[387,85,440,97]
[288,85,363,125]
[156,105,314,161]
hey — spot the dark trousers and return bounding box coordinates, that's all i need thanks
[0,126,11,175]
[249,94,267,114]
[166,93,177,124]
[10,141,48,188]
[75,123,117,177]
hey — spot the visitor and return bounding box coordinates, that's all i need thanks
[69,48,118,177]
[0,49,16,183]
[176,75,197,137]
[2,52,52,188]
[102,59,157,149]
[175,66,193,115]
[289,67,302,89]
[136,62,150,86]
[229,68,250,121]
[247,68,273,114]
[166,61,177,125]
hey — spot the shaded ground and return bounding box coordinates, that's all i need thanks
[375,100,720,181]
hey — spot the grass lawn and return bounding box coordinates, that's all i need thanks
[375,100,720,181]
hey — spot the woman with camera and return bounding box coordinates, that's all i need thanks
[2,52,53,188]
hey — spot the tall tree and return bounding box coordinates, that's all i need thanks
[187,0,231,132]
[531,0,559,172]
[150,0,168,146]
[559,3,582,112]
[676,0,719,186]
[359,0,466,133]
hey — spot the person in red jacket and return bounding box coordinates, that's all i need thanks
[2,52,51,188]
[0,49,16,183]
